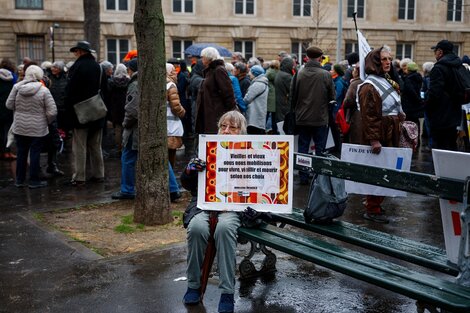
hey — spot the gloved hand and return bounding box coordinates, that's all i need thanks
[241,206,272,228]
[185,157,206,173]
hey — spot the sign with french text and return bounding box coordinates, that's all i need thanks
[341,143,412,197]
[433,149,470,264]
[197,135,294,213]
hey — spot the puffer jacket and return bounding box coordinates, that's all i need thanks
[6,80,57,137]
[243,74,269,130]
[167,77,185,119]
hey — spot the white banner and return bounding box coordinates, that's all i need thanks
[341,143,412,196]
[433,149,470,264]
[197,135,294,213]
[357,30,371,81]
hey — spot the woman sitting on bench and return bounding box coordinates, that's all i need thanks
[181,110,247,313]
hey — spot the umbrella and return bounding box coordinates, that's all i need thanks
[185,43,232,57]
[199,212,218,301]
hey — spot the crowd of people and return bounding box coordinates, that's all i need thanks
[1,38,469,313]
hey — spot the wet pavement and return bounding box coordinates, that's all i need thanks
[0,140,448,313]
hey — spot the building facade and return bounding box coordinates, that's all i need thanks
[0,0,469,67]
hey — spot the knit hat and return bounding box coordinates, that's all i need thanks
[407,62,418,72]
[333,64,345,76]
[24,65,44,81]
[52,61,65,72]
[250,65,265,77]
[127,58,138,72]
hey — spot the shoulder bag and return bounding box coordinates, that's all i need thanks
[73,67,107,124]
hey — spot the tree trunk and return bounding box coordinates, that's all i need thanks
[133,0,171,225]
[83,0,101,58]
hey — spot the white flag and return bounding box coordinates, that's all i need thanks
[357,30,371,81]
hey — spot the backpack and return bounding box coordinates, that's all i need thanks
[451,64,470,104]
[304,156,348,224]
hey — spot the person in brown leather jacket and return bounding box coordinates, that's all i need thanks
[357,46,405,224]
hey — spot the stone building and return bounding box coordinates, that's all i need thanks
[0,0,469,67]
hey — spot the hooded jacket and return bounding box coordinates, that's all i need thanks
[107,74,130,125]
[274,57,294,122]
[426,53,463,130]
[6,80,57,137]
[243,74,269,130]
[357,47,401,146]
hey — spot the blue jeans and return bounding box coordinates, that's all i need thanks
[15,135,43,183]
[120,141,138,195]
[297,125,328,181]
[169,162,179,193]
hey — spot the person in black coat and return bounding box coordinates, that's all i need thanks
[426,40,463,151]
[401,61,424,147]
[64,41,105,185]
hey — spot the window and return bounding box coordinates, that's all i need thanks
[447,0,463,22]
[234,41,254,60]
[107,39,130,65]
[235,0,254,15]
[291,41,309,65]
[293,0,311,17]
[398,0,415,20]
[106,0,128,11]
[345,42,359,59]
[395,43,413,60]
[347,0,364,18]
[17,35,44,62]
[452,43,461,56]
[173,40,193,60]
[15,0,43,9]
[173,0,193,13]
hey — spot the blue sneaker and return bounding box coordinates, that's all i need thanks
[183,287,200,305]
[218,293,234,313]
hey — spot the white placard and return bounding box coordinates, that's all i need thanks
[341,143,413,196]
[433,149,470,264]
[197,135,294,213]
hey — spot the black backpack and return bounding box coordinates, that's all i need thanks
[451,64,470,104]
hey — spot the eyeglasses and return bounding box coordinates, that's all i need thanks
[220,124,240,132]
[381,57,393,62]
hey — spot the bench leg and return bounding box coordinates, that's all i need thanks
[239,239,277,279]
[416,301,452,313]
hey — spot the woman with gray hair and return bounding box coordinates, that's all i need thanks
[6,65,57,188]
[182,110,246,313]
[195,47,236,134]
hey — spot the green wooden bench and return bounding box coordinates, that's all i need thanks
[237,153,470,313]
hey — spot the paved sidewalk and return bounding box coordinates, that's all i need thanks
[0,149,443,313]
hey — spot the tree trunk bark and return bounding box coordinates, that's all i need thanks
[133,0,171,225]
[83,0,101,58]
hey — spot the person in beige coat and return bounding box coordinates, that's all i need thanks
[166,63,185,167]
[6,65,57,188]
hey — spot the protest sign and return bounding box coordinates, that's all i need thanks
[433,149,470,264]
[341,143,412,196]
[197,135,294,213]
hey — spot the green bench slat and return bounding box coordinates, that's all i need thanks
[238,225,470,313]
[271,208,458,276]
